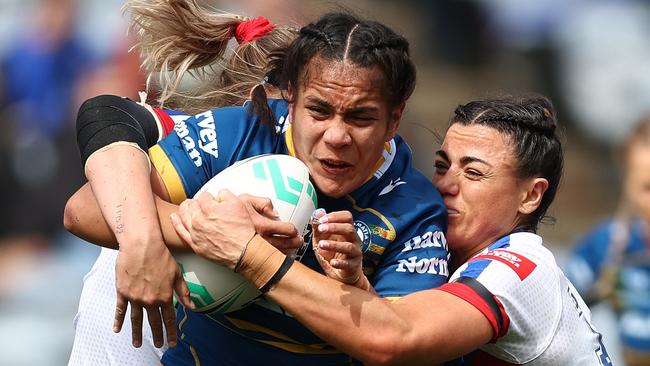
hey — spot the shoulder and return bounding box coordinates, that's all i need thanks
[454,233,555,284]
[445,233,565,359]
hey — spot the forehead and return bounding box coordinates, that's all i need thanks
[298,56,387,104]
[441,124,515,164]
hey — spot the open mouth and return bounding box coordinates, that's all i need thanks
[320,159,352,174]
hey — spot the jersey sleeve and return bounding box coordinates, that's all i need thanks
[439,243,562,356]
[148,101,287,204]
[368,179,450,298]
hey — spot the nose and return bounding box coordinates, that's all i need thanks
[322,118,352,148]
[433,170,459,196]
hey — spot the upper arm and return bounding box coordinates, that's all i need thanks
[150,167,170,202]
[387,289,493,363]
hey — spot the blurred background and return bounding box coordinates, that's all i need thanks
[0,0,648,364]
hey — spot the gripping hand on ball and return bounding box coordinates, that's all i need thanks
[311,209,373,291]
[171,190,256,269]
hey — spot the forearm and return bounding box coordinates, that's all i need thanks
[64,146,189,250]
[64,181,190,251]
[238,236,417,365]
[84,145,164,247]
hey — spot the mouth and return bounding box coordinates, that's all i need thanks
[319,159,353,174]
[446,208,460,216]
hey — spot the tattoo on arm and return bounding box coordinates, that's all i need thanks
[115,203,124,234]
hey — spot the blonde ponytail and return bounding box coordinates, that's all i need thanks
[123,0,247,106]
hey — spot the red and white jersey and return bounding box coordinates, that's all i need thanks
[439,232,612,365]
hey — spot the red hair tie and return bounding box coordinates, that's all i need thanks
[235,16,275,44]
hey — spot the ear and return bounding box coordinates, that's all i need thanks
[518,177,549,215]
[386,102,405,141]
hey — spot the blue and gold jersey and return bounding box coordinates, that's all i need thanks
[150,100,449,365]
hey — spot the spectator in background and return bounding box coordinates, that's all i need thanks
[566,114,650,366]
[0,0,95,239]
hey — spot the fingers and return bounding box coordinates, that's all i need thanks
[254,216,299,238]
[171,213,192,245]
[146,307,164,348]
[240,194,279,219]
[315,222,358,241]
[312,210,353,224]
[114,295,127,333]
[130,305,144,348]
[264,234,304,254]
[173,270,195,310]
[161,304,177,348]
[317,239,362,258]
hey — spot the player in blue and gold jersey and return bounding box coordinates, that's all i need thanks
[66,10,448,366]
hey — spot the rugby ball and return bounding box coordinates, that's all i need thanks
[175,154,318,314]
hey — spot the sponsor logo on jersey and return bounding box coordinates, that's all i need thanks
[378,178,406,196]
[395,256,449,276]
[402,231,447,252]
[173,116,202,167]
[275,114,289,134]
[473,250,536,280]
[355,221,372,253]
[173,111,219,167]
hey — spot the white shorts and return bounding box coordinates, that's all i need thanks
[68,248,166,365]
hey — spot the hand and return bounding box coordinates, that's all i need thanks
[114,242,193,349]
[171,190,256,269]
[238,194,303,254]
[311,209,366,288]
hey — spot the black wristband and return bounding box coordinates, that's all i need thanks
[259,256,294,294]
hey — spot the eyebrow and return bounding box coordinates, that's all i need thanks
[305,96,331,109]
[434,150,493,167]
[305,96,379,114]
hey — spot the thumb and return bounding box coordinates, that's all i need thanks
[241,194,278,219]
[174,269,196,310]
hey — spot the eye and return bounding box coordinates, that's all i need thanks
[464,169,483,180]
[433,161,449,174]
[306,105,329,119]
[350,114,377,124]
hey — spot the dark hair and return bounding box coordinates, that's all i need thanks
[451,95,564,232]
[250,12,416,124]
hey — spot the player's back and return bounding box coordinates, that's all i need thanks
[526,269,611,365]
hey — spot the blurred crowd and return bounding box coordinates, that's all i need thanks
[0,0,648,364]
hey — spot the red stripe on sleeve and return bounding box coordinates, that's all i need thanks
[438,282,510,342]
[153,108,175,137]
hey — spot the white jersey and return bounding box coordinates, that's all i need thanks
[439,232,612,365]
[68,248,166,365]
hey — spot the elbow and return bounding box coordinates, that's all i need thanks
[63,196,81,234]
[360,331,414,366]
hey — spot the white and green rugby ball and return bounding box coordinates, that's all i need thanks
[175,154,318,314]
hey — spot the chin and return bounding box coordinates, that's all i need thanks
[314,178,350,198]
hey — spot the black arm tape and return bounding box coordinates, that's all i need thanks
[452,276,506,333]
[76,95,160,166]
[259,256,294,294]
